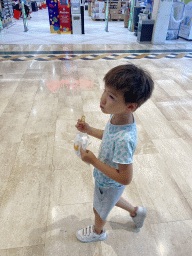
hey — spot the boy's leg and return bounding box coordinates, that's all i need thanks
[115,197,137,217]
[93,207,106,235]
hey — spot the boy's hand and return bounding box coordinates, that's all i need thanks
[75,119,92,135]
[80,146,97,165]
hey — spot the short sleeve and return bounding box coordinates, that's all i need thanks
[112,139,133,164]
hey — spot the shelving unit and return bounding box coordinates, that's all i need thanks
[91,0,128,21]
[0,0,13,28]
[108,0,127,21]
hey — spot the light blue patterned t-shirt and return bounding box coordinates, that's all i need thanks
[93,114,137,188]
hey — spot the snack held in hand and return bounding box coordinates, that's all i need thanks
[80,115,85,123]
[74,115,90,165]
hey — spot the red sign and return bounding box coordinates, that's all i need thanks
[58,6,71,33]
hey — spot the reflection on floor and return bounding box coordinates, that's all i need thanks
[0,43,192,255]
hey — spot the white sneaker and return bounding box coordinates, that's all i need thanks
[131,206,146,228]
[76,225,107,243]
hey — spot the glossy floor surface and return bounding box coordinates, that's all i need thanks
[1,8,192,256]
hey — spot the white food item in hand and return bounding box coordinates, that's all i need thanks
[74,131,90,165]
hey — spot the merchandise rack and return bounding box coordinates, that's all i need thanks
[0,0,13,28]
[91,0,128,21]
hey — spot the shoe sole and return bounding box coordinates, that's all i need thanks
[76,232,107,243]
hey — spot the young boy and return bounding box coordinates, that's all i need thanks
[75,63,154,243]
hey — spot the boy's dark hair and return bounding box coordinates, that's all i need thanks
[103,63,154,111]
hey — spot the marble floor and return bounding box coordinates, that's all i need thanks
[0,44,192,255]
[0,7,192,256]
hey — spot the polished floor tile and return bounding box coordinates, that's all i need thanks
[45,203,160,256]
[0,10,192,255]
[151,220,192,256]
[0,245,44,256]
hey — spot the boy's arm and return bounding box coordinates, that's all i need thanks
[88,127,104,140]
[92,158,133,185]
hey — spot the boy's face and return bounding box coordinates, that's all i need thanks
[100,84,135,115]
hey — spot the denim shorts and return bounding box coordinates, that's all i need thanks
[93,181,126,220]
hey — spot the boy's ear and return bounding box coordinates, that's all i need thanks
[127,103,137,111]
[132,103,138,111]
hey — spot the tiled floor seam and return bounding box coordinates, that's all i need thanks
[1,52,192,61]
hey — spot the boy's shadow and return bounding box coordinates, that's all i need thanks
[29,215,100,254]
[29,215,90,245]
[29,215,140,249]
[108,219,140,233]
[29,215,140,256]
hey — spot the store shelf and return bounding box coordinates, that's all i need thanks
[91,0,129,21]
[0,0,13,25]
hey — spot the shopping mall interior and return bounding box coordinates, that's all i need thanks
[0,0,192,255]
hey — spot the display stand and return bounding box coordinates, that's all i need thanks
[47,0,60,33]
[58,0,72,33]
[167,1,185,40]
[0,0,13,28]
[71,0,81,34]
[179,2,192,40]
[47,0,71,34]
